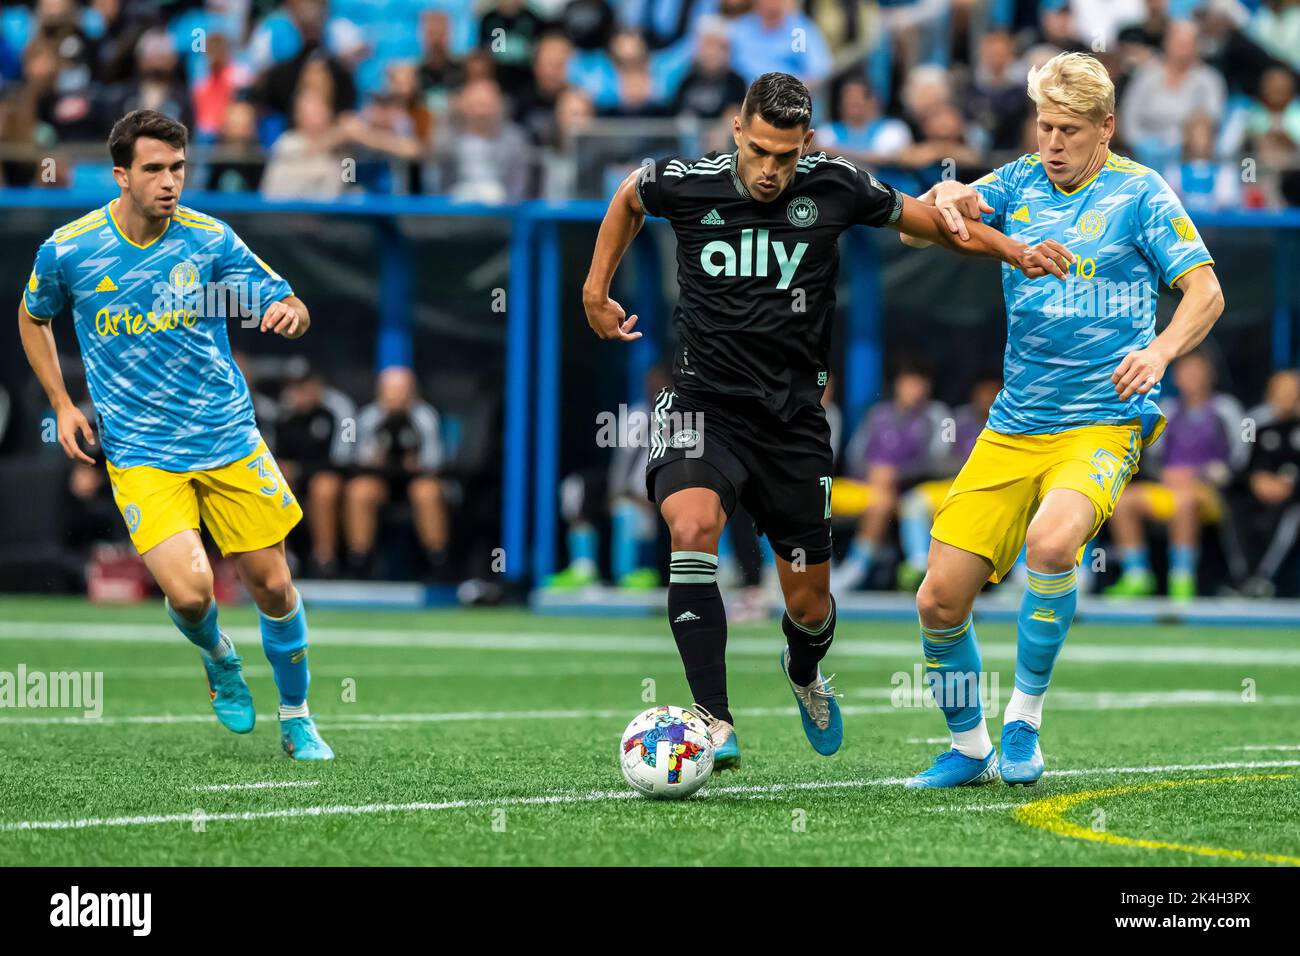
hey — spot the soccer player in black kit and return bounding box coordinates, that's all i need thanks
[583,72,1072,771]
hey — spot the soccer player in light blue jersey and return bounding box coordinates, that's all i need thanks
[899,53,1225,788]
[17,110,333,761]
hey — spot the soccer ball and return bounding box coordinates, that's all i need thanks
[618,705,714,799]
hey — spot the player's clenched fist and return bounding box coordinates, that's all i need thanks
[260,299,302,338]
[1111,346,1169,400]
[1015,240,1075,279]
[583,291,642,341]
[56,403,96,465]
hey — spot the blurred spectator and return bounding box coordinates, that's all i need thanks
[275,368,357,578]
[345,367,447,579]
[899,63,953,133]
[896,102,985,182]
[1120,20,1226,167]
[430,77,529,203]
[1116,0,1170,59]
[192,31,251,139]
[478,0,548,101]
[206,98,266,192]
[91,0,162,86]
[1248,0,1300,72]
[832,358,950,592]
[817,75,913,164]
[1071,0,1146,51]
[261,87,346,199]
[728,0,833,85]
[601,29,669,118]
[877,0,954,74]
[1037,3,1090,55]
[1240,368,1300,596]
[539,85,597,199]
[512,31,572,142]
[1106,352,1246,600]
[670,16,747,119]
[1165,112,1241,213]
[253,3,358,119]
[107,28,192,132]
[419,9,467,113]
[967,29,1029,152]
[27,0,101,142]
[0,41,59,186]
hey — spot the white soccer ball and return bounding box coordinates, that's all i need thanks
[618,705,714,799]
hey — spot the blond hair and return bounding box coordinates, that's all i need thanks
[1026,52,1115,123]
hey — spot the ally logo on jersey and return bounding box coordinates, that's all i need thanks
[24,202,293,472]
[973,151,1214,442]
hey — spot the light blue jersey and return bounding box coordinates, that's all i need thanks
[23,201,292,471]
[974,151,1214,443]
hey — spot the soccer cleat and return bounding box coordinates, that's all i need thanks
[779,648,843,755]
[904,748,1000,789]
[1103,570,1155,598]
[1168,570,1197,601]
[543,564,599,589]
[200,650,255,734]
[694,705,741,773]
[617,567,660,590]
[999,720,1045,785]
[280,716,335,761]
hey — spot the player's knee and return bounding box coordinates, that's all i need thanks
[785,589,830,629]
[667,513,723,553]
[916,576,970,629]
[167,587,213,622]
[1024,527,1078,573]
[249,568,295,615]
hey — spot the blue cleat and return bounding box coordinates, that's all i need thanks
[999,720,1045,786]
[780,648,843,756]
[200,650,255,734]
[905,748,1000,789]
[280,716,335,761]
[694,705,741,773]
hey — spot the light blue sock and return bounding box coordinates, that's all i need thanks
[1016,568,1078,695]
[167,598,223,655]
[899,494,932,569]
[1122,546,1151,575]
[1169,545,1199,575]
[260,591,310,709]
[611,502,640,580]
[920,615,984,733]
[567,524,597,570]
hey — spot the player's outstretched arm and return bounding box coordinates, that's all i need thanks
[899,180,994,247]
[16,300,95,464]
[1111,264,1224,400]
[891,194,1073,279]
[260,294,310,339]
[582,170,644,342]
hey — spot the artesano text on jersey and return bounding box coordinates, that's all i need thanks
[974,151,1214,443]
[24,202,292,471]
[637,150,902,420]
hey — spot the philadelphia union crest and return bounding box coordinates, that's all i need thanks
[787,196,818,228]
[168,260,201,293]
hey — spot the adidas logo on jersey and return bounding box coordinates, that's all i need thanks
[95,276,118,292]
[700,208,726,225]
[700,228,808,290]
[1010,205,1031,224]
[673,611,701,623]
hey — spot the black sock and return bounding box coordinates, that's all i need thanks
[667,551,730,725]
[782,594,836,686]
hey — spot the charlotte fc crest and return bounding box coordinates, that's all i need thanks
[787,196,818,227]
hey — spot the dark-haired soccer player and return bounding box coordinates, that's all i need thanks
[583,72,1072,770]
[17,109,333,760]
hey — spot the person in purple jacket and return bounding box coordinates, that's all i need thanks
[831,357,951,592]
[1105,351,1245,599]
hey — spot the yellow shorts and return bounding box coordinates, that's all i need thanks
[106,441,302,556]
[830,478,953,517]
[1129,480,1224,524]
[931,424,1142,583]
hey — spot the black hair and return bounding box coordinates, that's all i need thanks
[108,109,188,168]
[741,72,812,129]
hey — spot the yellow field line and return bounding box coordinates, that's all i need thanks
[1013,774,1300,865]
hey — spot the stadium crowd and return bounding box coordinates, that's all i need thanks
[0,0,1297,207]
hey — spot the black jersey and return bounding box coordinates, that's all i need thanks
[636,149,903,420]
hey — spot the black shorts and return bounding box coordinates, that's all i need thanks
[645,387,834,564]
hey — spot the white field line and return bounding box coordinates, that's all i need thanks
[3,760,1297,833]
[192,781,323,793]
[1224,744,1300,751]
[863,688,1300,709]
[2,620,1299,667]
[3,688,1297,727]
